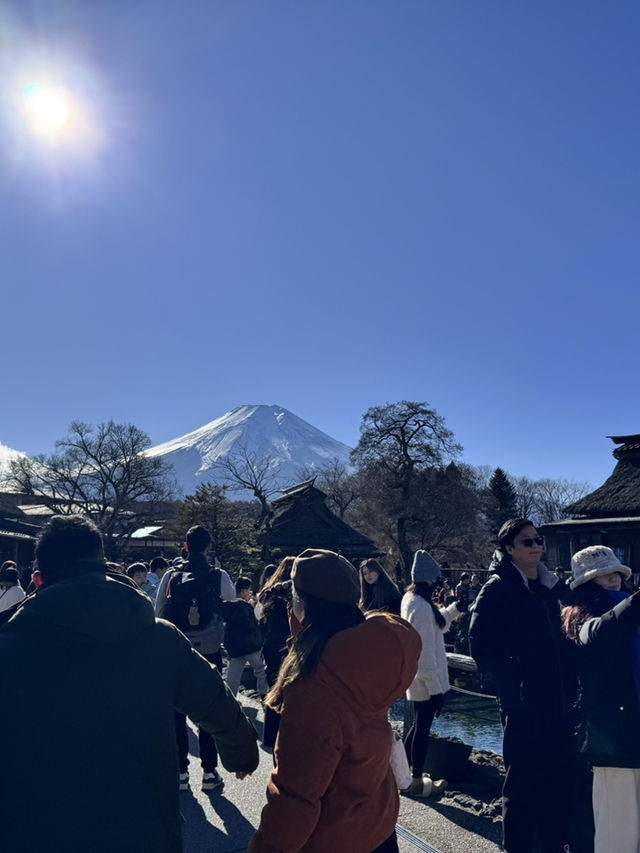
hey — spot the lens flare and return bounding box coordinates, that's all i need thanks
[24,83,71,135]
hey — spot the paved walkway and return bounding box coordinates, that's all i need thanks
[180,694,503,853]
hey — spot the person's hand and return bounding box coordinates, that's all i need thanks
[235,771,251,780]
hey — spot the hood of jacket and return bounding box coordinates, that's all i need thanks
[316,612,421,714]
[185,552,211,575]
[490,552,559,591]
[0,569,156,646]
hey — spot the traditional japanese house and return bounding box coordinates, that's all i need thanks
[540,434,640,579]
[0,492,56,568]
[264,479,378,563]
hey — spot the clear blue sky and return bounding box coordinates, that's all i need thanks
[2,1,639,489]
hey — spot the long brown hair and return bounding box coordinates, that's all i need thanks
[359,558,401,612]
[258,556,295,615]
[562,604,591,643]
[266,590,364,710]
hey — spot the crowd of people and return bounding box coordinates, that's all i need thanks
[0,514,638,853]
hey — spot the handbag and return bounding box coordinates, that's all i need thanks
[389,730,412,790]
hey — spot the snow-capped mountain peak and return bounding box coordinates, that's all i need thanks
[0,440,27,485]
[147,404,353,497]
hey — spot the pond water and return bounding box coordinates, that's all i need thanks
[432,691,503,754]
[391,691,504,755]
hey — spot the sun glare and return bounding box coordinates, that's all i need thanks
[24,83,71,135]
[2,35,107,169]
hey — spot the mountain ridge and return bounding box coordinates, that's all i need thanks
[0,441,26,483]
[147,404,353,497]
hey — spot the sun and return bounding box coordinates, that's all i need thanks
[23,83,71,136]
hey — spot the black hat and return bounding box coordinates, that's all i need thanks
[0,567,19,585]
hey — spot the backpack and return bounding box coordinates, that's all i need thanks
[160,568,223,637]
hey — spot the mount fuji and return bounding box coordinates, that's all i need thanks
[147,404,354,498]
[0,440,26,484]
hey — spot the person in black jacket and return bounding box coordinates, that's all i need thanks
[223,577,269,698]
[256,556,296,748]
[0,515,258,853]
[562,545,640,853]
[469,518,575,853]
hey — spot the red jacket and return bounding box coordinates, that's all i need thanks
[249,613,421,853]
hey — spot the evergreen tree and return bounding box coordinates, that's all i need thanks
[174,484,261,578]
[488,467,518,534]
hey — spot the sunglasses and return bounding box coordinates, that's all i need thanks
[518,536,544,548]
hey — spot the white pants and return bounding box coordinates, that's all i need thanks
[593,766,640,853]
[226,651,269,697]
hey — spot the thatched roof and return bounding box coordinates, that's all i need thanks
[565,435,640,517]
[268,480,377,559]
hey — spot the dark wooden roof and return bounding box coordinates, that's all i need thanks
[609,434,640,447]
[565,435,640,517]
[267,480,377,558]
[0,515,41,540]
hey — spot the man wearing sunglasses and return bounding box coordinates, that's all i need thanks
[469,518,575,853]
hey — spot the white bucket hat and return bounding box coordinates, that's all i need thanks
[570,545,632,590]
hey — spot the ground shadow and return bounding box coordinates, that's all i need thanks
[424,799,503,844]
[179,790,230,852]
[203,787,256,843]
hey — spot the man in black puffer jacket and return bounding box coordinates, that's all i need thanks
[469,518,576,853]
[0,515,258,853]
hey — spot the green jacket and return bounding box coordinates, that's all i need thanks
[0,570,258,853]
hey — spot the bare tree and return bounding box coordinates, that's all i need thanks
[213,445,293,561]
[509,476,539,522]
[213,445,284,527]
[352,401,462,476]
[7,420,177,556]
[533,478,591,524]
[351,401,462,571]
[509,475,591,526]
[314,459,359,520]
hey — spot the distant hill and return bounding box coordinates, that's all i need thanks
[146,404,353,498]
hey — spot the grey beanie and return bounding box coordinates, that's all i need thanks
[411,550,441,584]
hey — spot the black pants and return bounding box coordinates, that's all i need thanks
[262,641,287,749]
[371,832,399,853]
[174,651,222,774]
[404,697,439,778]
[501,711,571,853]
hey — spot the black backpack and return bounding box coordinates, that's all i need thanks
[160,568,223,634]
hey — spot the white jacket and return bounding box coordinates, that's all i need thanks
[401,591,460,701]
[0,585,25,613]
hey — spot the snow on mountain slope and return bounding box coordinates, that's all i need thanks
[147,405,353,497]
[0,440,26,485]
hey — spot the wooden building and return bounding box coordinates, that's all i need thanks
[265,479,378,562]
[0,493,58,568]
[541,434,640,578]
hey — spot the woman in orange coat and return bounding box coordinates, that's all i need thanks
[249,549,421,853]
